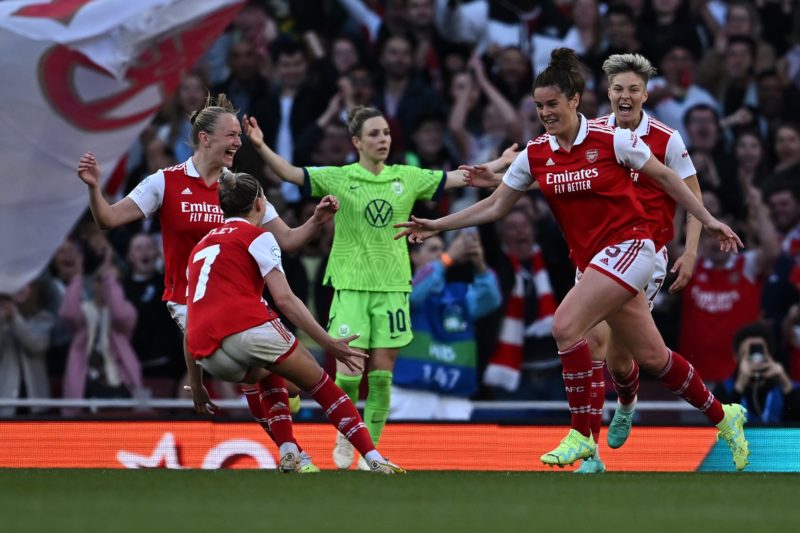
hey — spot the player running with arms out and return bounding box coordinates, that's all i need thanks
[244,106,472,470]
[462,53,712,474]
[396,48,750,471]
[573,53,704,473]
[76,94,334,472]
[186,171,404,474]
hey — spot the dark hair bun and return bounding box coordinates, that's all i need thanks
[549,48,581,72]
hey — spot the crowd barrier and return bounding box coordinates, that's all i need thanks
[1,421,797,472]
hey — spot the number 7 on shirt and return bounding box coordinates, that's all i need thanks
[191,245,221,302]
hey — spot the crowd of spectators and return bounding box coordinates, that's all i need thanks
[4,0,800,420]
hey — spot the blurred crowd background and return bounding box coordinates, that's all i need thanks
[3,0,800,422]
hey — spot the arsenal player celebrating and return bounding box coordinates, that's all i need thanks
[77,94,332,473]
[395,48,751,471]
[576,53,705,473]
[185,171,404,474]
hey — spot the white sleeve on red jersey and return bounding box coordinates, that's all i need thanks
[501,150,533,191]
[664,131,696,179]
[249,232,285,277]
[126,170,165,218]
[742,250,761,283]
[613,128,652,170]
[260,200,279,225]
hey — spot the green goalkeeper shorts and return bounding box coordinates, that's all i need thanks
[327,290,413,350]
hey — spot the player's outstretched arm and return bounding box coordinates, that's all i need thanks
[77,152,144,229]
[459,164,503,188]
[669,175,702,293]
[642,156,743,253]
[441,145,521,189]
[263,195,339,254]
[265,269,368,373]
[242,115,305,185]
[395,183,525,242]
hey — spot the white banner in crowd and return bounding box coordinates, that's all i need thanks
[0,0,244,294]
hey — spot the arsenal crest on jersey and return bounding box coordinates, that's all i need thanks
[585,149,598,163]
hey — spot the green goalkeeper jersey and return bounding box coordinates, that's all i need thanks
[304,163,445,292]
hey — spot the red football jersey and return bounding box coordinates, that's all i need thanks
[127,157,279,304]
[186,219,282,358]
[679,253,763,381]
[503,115,653,270]
[593,112,696,250]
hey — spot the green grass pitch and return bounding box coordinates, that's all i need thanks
[2,469,798,533]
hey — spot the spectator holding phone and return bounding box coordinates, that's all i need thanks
[679,186,780,383]
[390,229,501,420]
[714,322,800,423]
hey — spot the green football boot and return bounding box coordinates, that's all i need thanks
[540,429,596,467]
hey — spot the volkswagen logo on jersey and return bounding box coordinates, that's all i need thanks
[364,199,393,227]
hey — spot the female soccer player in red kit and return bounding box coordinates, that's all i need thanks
[185,171,404,474]
[77,94,333,472]
[395,48,750,471]
[576,53,704,473]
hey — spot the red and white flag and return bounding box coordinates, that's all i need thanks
[0,0,244,294]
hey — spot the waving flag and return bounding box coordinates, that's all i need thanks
[0,0,244,294]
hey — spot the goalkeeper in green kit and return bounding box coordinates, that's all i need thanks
[244,106,472,469]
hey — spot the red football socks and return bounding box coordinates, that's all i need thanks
[656,350,724,424]
[309,371,375,457]
[258,374,298,448]
[611,360,640,407]
[589,360,606,443]
[559,339,593,437]
[241,383,275,443]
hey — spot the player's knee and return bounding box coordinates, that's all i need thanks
[585,328,609,359]
[606,357,633,380]
[635,347,669,374]
[551,314,582,348]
